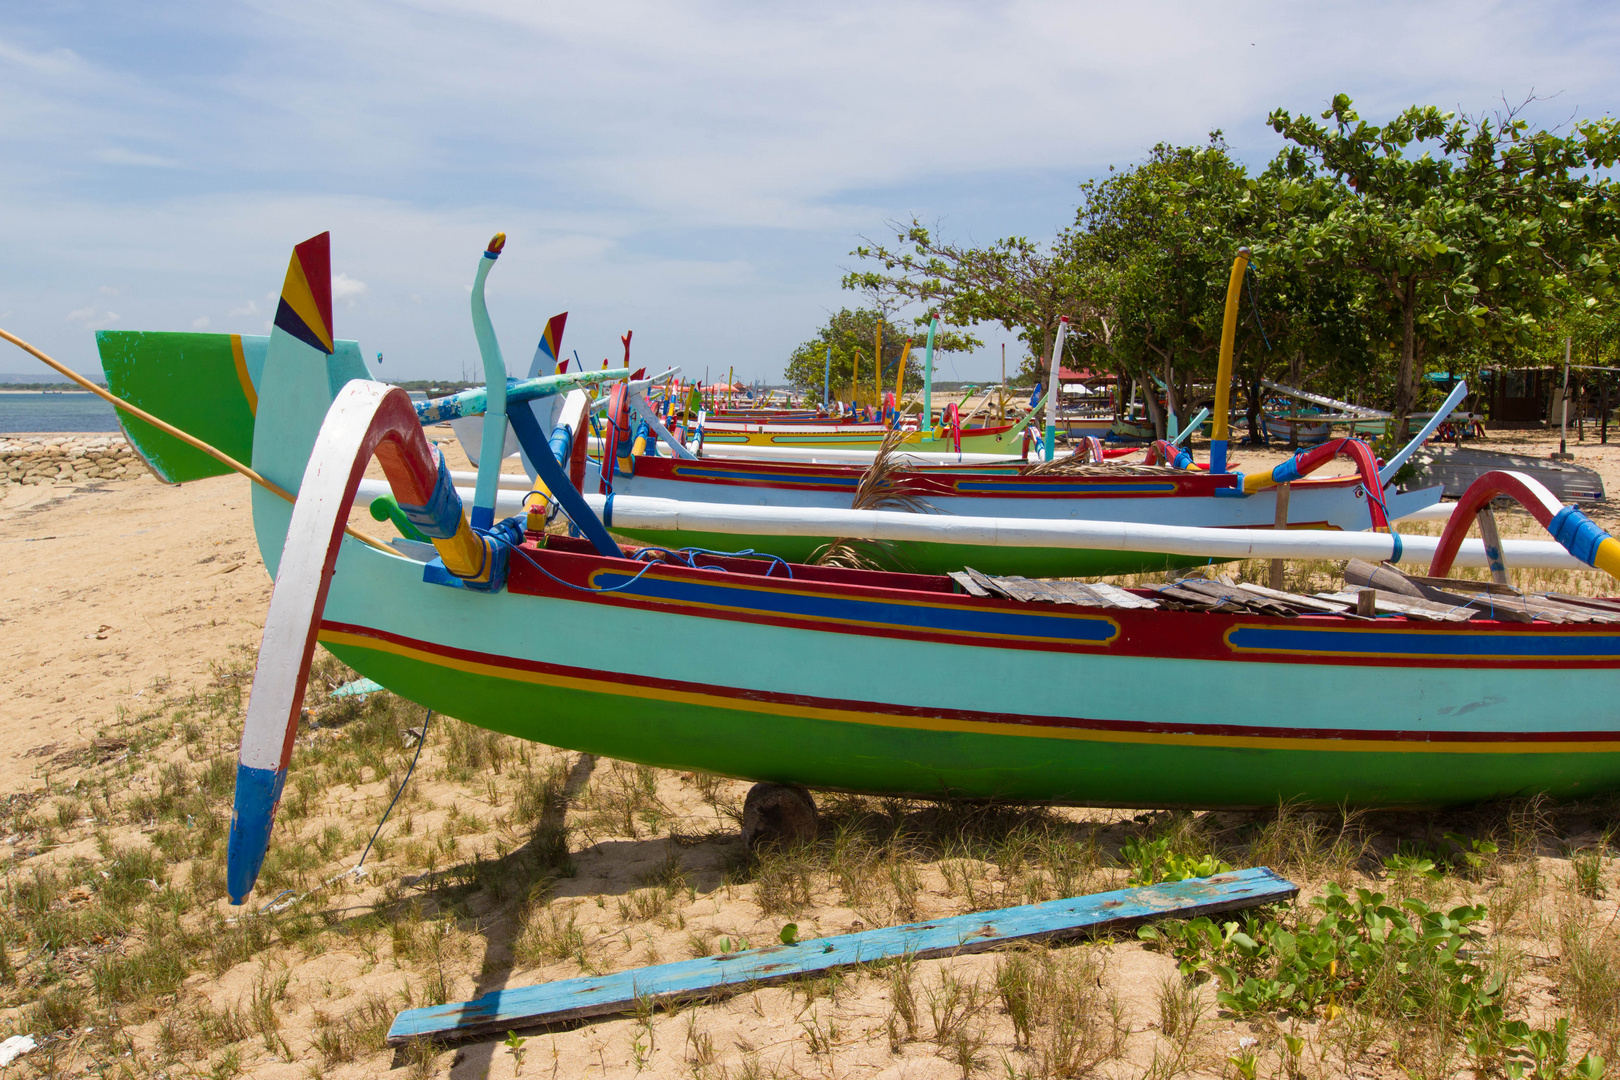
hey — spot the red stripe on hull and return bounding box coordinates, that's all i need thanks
[321,619,1617,745]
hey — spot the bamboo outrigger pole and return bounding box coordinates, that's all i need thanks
[0,326,394,552]
[1210,247,1251,474]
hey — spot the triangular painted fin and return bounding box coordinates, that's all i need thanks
[273,233,335,355]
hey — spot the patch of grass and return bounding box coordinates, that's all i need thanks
[578,759,667,839]
[1570,840,1609,898]
[311,993,394,1064]
[992,947,1123,1078]
[90,940,189,1006]
[513,901,586,966]
[27,984,87,1034]
[1558,906,1620,1060]
[749,845,815,915]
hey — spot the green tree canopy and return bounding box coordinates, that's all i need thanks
[782,307,973,400]
[1267,94,1620,435]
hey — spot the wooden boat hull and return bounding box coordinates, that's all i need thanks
[700,423,1021,454]
[304,532,1620,808]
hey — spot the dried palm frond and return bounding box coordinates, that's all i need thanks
[812,429,932,569]
[808,537,893,570]
[849,429,936,514]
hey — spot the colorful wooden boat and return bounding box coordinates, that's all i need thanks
[694,417,1026,454]
[572,452,1439,575]
[55,234,1620,905]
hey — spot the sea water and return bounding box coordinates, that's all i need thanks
[0,392,121,434]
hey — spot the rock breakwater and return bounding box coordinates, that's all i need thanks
[1,435,149,488]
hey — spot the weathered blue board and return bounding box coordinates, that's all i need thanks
[388,867,1296,1045]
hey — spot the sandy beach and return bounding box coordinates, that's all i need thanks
[2,426,1619,1078]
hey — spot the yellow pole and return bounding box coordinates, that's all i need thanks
[852,348,860,408]
[1210,247,1250,473]
[0,326,392,553]
[893,340,911,421]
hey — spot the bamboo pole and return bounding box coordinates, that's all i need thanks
[0,326,393,553]
[1210,248,1251,473]
[1268,482,1291,591]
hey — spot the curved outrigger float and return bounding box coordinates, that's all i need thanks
[17,234,1620,906]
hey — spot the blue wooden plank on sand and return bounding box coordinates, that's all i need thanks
[388,867,1296,1045]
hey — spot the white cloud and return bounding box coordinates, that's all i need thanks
[332,272,368,306]
[191,315,210,329]
[66,305,119,330]
[95,147,179,168]
[2,1,1618,381]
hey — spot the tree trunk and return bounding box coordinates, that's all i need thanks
[1140,372,1166,439]
[1162,357,1182,432]
[1393,273,1418,441]
[1602,374,1609,445]
[1286,350,1305,451]
[1246,373,1263,444]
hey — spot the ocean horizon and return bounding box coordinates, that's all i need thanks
[0,391,122,435]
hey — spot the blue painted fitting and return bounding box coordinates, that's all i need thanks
[1272,457,1304,485]
[226,763,286,904]
[470,505,494,531]
[421,558,467,589]
[1214,475,1248,497]
[1389,531,1403,564]
[1172,448,1193,470]
[396,452,464,539]
[1549,506,1609,567]
[548,424,573,464]
[459,536,508,593]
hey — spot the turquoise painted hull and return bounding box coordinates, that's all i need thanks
[293,533,1620,808]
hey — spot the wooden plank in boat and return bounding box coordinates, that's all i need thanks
[1224,581,1353,614]
[1316,589,1476,622]
[1172,579,1298,617]
[1158,585,1250,613]
[387,868,1298,1045]
[1546,592,1620,616]
[1402,582,1615,622]
[959,566,1012,600]
[1082,582,1158,609]
[949,571,992,598]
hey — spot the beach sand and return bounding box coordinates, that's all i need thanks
[3,425,1619,1078]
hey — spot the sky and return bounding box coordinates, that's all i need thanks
[2,1,1618,386]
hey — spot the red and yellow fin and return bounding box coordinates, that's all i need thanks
[273,233,334,355]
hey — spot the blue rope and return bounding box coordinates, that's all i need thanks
[511,543,661,594]
[629,544,795,578]
[356,709,432,872]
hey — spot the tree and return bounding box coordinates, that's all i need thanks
[781,308,972,400]
[843,223,1088,390]
[1267,94,1620,437]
